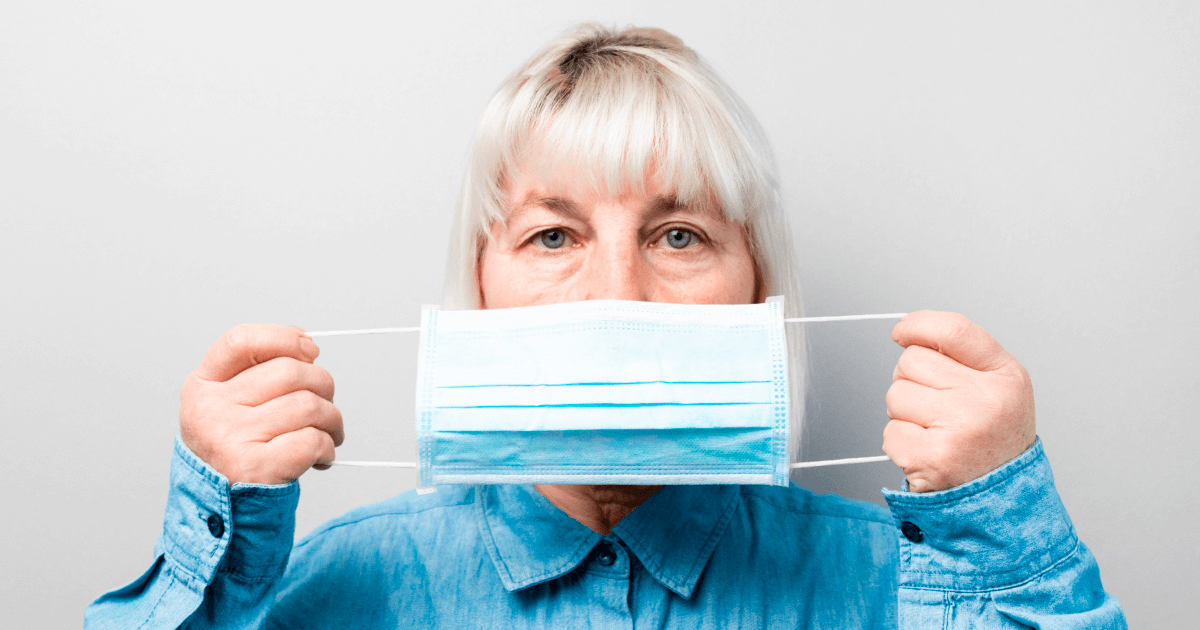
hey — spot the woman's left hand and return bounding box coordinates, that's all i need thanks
[883,310,1037,493]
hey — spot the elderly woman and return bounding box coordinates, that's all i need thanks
[87,25,1125,628]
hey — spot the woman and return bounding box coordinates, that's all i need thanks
[87,24,1125,628]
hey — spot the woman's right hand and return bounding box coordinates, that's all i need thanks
[179,324,344,486]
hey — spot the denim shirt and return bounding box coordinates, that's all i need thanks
[86,437,1125,629]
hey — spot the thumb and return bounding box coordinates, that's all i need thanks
[195,324,319,382]
[892,310,1010,372]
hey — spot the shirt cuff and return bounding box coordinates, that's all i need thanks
[881,438,1079,591]
[155,436,300,589]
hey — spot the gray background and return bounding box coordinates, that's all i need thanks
[2,1,1196,627]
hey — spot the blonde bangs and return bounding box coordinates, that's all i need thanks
[469,31,771,234]
[443,24,808,471]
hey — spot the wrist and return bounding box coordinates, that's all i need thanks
[881,438,1079,590]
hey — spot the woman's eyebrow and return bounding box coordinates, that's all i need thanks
[643,195,711,221]
[511,192,585,223]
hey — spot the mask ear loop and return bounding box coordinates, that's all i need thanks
[306,312,907,472]
[305,326,421,338]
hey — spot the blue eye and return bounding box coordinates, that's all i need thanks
[540,230,566,249]
[664,229,695,249]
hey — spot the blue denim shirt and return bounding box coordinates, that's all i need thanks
[86,437,1125,628]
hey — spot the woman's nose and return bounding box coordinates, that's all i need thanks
[581,238,652,302]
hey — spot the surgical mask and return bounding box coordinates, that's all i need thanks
[309,301,902,487]
[414,297,791,488]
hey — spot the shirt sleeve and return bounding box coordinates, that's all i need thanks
[882,438,1127,629]
[84,437,299,629]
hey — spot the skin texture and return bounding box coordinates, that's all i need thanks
[178,169,1036,528]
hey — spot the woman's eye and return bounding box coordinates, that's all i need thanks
[662,228,696,249]
[538,229,568,249]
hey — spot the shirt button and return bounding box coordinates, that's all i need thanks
[900,520,923,543]
[594,542,616,566]
[207,514,225,538]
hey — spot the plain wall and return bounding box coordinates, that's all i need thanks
[2,1,1196,627]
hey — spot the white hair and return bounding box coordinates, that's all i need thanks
[442,23,810,472]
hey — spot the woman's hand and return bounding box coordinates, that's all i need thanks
[179,324,344,486]
[883,311,1036,493]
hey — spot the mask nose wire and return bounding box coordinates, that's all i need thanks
[303,312,907,470]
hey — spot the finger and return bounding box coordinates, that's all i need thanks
[226,357,335,406]
[892,344,976,389]
[892,310,1010,372]
[885,379,945,429]
[196,324,320,383]
[261,426,337,483]
[881,418,929,473]
[250,390,345,447]
[881,419,955,493]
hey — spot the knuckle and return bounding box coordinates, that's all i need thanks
[217,325,260,365]
[296,391,322,416]
[904,346,932,371]
[884,382,902,412]
[896,347,914,371]
[315,365,335,391]
[919,344,944,365]
[881,421,904,452]
[308,428,333,456]
[281,357,306,385]
[308,391,330,416]
[224,324,255,351]
[945,316,973,345]
[881,432,897,456]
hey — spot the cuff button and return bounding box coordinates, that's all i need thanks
[207,514,225,538]
[900,520,923,543]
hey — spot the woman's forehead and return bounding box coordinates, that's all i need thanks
[506,188,682,222]
[503,160,718,216]
[502,189,732,235]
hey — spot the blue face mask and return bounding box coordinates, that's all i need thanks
[415,297,790,488]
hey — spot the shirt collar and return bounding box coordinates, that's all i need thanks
[477,484,601,591]
[477,483,741,599]
[611,484,741,599]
